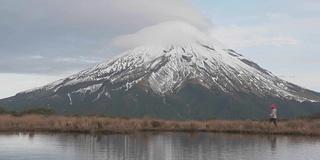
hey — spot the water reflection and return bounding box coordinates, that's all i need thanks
[0,132,319,160]
[268,135,277,151]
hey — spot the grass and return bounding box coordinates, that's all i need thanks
[0,115,319,136]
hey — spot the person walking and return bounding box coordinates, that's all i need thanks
[269,104,278,128]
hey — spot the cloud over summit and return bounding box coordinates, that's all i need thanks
[112,21,221,49]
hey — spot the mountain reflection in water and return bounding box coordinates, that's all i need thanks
[0,132,319,160]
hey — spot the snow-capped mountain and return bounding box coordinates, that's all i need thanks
[19,43,320,103]
[1,22,320,120]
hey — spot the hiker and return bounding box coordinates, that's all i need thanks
[269,104,278,128]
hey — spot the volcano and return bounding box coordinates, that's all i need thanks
[1,22,320,120]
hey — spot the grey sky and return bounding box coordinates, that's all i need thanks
[0,0,319,98]
[0,0,209,74]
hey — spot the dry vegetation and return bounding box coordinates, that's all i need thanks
[0,115,319,136]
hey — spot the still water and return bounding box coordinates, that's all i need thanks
[0,132,319,160]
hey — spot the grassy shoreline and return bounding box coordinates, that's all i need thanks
[0,115,319,136]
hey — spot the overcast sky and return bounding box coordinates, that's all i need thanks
[1,0,320,99]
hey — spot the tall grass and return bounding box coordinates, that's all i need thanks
[0,115,319,136]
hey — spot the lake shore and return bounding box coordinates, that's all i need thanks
[0,115,319,136]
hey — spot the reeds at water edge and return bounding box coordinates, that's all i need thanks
[0,115,319,136]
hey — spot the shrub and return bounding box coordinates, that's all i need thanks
[151,120,161,128]
[206,117,217,121]
[0,108,6,115]
[7,111,19,116]
[310,112,320,119]
[20,108,56,116]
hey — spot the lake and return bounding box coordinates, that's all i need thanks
[0,132,319,160]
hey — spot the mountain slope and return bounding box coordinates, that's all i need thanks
[1,22,320,120]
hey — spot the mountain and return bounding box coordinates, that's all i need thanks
[1,22,320,120]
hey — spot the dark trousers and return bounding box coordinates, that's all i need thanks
[269,118,278,127]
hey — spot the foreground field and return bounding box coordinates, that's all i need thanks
[0,115,319,136]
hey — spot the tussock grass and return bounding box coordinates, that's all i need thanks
[0,115,319,136]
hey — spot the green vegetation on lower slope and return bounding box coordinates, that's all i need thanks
[1,81,320,120]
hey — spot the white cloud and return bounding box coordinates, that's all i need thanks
[0,73,63,99]
[112,21,221,50]
[266,12,291,20]
[16,0,210,33]
[209,24,299,49]
[54,56,103,64]
[30,55,44,59]
[277,72,320,93]
[302,0,320,11]
[209,14,320,49]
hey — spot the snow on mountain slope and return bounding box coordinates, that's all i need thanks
[18,21,320,103]
[19,43,320,103]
